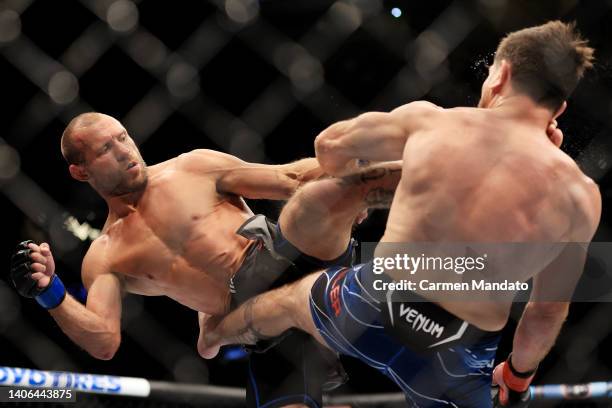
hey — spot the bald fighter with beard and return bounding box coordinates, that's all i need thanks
[8,112,402,408]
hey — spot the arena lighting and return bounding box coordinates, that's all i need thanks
[63,216,100,241]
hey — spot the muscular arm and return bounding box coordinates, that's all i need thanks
[50,243,123,360]
[511,236,596,372]
[511,244,585,371]
[511,183,601,372]
[185,149,323,200]
[315,101,440,176]
[510,301,568,372]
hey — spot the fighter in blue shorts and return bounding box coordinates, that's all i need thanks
[310,262,501,407]
[200,21,600,407]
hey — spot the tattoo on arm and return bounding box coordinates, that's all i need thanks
[338,165,401,208]
[340,166,401,187]
[365,188,395,207]
[360,167,401,183]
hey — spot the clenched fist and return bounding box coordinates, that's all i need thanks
[9,240,65,309]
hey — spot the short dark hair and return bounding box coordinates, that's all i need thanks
[61,112,103,164]
[495,21,594,111]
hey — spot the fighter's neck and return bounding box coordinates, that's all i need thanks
[105,190,145,218]
[103,164,161,217]
[488,95,554,129]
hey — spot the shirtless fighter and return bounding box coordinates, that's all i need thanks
[200,21,601,407]
[7,111,402,407]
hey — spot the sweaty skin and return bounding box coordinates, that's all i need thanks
[376,104,600,330]
[200,63,601,376]
[28,113,324,360]
[88,156,256,315]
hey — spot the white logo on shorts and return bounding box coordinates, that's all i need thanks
[398,304,445,338]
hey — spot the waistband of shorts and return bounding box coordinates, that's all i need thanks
[357,260,502,342]
[274,223,355,268]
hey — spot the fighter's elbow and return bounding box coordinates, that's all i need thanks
[314,132,332,157]
[90,332,121,360]
[315,121,344,150]
[315,132,346,176]
[528,301,569,320]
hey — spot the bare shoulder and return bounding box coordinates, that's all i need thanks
[574,173,601,239]
[555,153,602,239]
[390,101,443,120]
[175,149,242,174]
[442,106,493,125]
[387,101,444,134]
[391,101,442,114]
[81,234,113,290]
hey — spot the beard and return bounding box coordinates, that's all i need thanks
[108,159,148,197]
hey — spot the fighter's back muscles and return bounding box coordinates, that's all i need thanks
[49,237,123,360]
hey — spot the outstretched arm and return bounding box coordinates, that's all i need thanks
[184,149,324,200]
[315,101,440,176]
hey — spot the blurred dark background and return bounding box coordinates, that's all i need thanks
[1,0,612,406]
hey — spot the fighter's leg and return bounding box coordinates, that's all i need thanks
[200,272,327,353]
[279,161,402,260]
[197,312,222,359]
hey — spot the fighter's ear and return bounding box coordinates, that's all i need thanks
[553,101,567,120]
[490,60,511,94]
[69,164,89,181]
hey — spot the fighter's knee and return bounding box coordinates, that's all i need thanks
[285,272,321,327]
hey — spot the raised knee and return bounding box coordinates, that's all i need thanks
[291,178,363,216]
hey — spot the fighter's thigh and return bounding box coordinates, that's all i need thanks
[287,272,331,350]
[278,179,358,260]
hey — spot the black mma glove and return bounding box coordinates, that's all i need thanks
[9,240,66,309]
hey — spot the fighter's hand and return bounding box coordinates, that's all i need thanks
[9,241,65,309]
[492,359,534,408]
[9,241,56,297]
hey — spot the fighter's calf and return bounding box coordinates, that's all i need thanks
[278,161,402,261]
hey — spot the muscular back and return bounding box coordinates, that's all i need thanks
[86,152,255,316]
[382,107,599,329]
